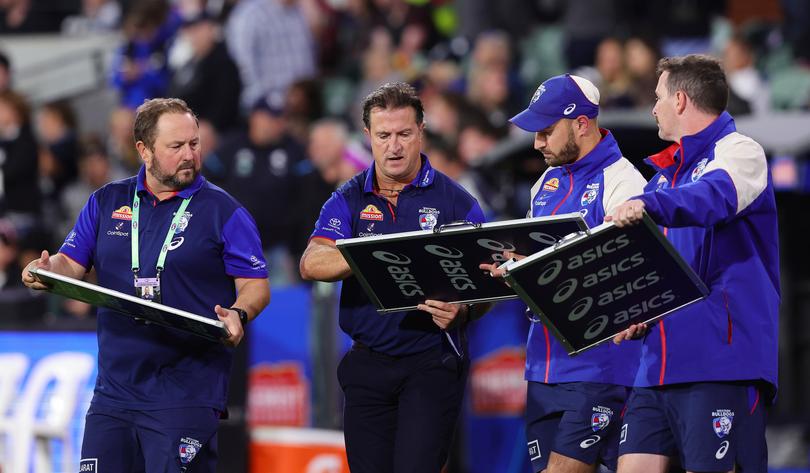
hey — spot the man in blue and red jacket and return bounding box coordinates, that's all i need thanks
[487,74,647,473]
[610,55,778,473]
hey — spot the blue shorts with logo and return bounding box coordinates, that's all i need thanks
[618,382,765,472]
[525,381,629,472]
[80,404,220,473]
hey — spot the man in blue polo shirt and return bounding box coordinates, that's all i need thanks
[609,55,778,473]
[300,82,486,473]
[22,98,270,472]
[484,74,647,473]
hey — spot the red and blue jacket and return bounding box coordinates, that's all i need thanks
[634,111,779,397]
[526,130,647,386]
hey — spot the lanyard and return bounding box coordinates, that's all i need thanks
[131,191,193,275]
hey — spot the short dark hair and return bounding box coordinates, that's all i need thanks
[361,82,424,130]
[656,54,728,115]
[133,98,197,151]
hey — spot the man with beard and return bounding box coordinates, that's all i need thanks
[22,98,270,472]
[483,74,646,473]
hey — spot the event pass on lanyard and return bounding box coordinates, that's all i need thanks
[131,193,193,304]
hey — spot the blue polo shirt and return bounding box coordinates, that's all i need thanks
[310,155,485,356]
[59,166,268,411]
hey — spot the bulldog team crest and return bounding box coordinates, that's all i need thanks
[176,211,192,234]
[581,189,597,206]
[591,406,613,431]
[418,207,440,231]
[712,409,734,438]
[531,84,546,104]
[360,204,384,221]
[419,213,437,230]
[179,437,202,465]
[692,158,709,182]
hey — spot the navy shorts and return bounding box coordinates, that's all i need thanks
[525,381,629,472]
[618,382,764,472]
[338,343,468,473]
[80,404,220,473]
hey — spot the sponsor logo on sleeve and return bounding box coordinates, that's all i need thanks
[542,178,559,192]
[360,204,384,221]
[112,205,133,220]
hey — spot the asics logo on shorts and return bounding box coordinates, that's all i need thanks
[580,434,601,448]
[715,440,730,459]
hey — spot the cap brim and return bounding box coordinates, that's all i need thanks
[508,108,559,132]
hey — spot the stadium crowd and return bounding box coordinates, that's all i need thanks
[0,0,807,341]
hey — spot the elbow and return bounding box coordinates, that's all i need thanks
[299,257,316,281]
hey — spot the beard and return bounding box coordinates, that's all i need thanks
[543,127,580,167]
[148,158,198,190]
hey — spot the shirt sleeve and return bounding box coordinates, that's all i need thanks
[309,192,353,241]
[58,192,100,269]
[602,158,648,216]
[638,134,767,228]
[464,200,486,225]
[221,207,269,278]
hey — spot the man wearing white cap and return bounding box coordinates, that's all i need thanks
[484,74,646,472]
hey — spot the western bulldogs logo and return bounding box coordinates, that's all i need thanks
[692,158,709,182]
[179,437,203,464]
[591,405,613,431]
[419,213,437,230]
[581,189,598,206]
[711,409,734,438]
[531,84,546,104]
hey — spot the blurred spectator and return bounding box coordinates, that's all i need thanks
[107,106,140,172]
[111,0,181,109]
[0,0,69,34]
[0,51,11,93]
[0,90,41,224]
[624,36,660,110]
[423,130,463,181]
[455,108,505,216]
[307,118,367,187]
[368,0,437,52]
[207,97,307,284]
[592,37,634,109]
[723,33,770,115]
[451,31,524,126]
[60,134,126,234]
[0,218,21,290]
[168,11,242,134]
[36,100,80,202]
[61,0,121,35]
[423,90,467,146]
[225,0,317,110]
[284,78,323,145]
[562,0,618,69]
[351,28,404,129]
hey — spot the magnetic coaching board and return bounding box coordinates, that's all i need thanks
[336,214,587,313]
[30,268,229,342]
[504,214,708,354]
